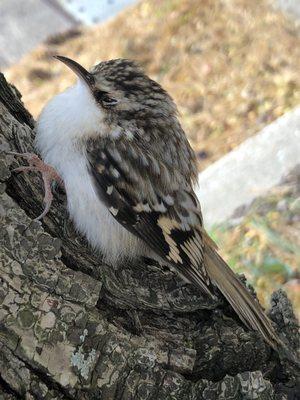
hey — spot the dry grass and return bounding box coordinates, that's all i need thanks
[6,0,300,169]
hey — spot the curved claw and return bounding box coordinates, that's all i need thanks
[12,166,38,174]
[6,151,37,159]
[34,198,53,221]
[8,151,63,220]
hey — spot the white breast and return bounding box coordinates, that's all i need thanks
[35,80,146,263]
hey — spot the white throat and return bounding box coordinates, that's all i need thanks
[36,79,104,158]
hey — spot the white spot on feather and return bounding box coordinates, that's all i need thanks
[111,126,122,138]
[109,207,119,216]
[153,202,167,213]
[134,202,151,212]
[157,216,182,264]
[111,168,120,178]
[106,185,113,195]
[163,195,174,206]
[125,130,134,140]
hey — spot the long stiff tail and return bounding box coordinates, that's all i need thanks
[204,244,281,350]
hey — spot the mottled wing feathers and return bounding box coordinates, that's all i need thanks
[87,138,213,297]
[86,138,287,351]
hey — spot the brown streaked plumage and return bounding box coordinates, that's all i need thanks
[15,56,295,359]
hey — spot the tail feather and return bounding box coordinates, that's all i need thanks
[204,244,281,350]
[202,233,299,366]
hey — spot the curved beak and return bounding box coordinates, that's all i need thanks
[54,55,95,87]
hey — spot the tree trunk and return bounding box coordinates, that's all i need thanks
[0,73,299,399]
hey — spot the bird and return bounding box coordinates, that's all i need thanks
[12,55,285,353]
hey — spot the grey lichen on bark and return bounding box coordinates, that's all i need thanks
[0,72,299,399]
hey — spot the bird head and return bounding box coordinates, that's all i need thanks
[54,56,177,123]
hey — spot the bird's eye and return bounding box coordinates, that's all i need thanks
[102,94,118,106]
[94,90,118,107]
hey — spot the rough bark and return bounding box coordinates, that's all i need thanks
[0,73,299,400]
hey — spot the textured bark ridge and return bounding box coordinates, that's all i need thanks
[0,73,299,399]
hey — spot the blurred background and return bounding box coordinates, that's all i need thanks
[1,0,299,317]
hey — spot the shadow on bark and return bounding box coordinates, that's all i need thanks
[0,73,299,399]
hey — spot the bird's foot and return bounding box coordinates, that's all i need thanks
[8,151,64,221]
